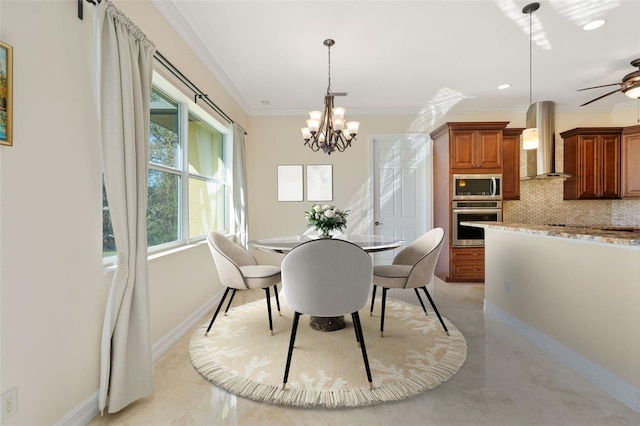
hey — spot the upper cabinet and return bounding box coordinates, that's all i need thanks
[448,123,507,172]
[502,128,523,200]
[561,127,623,200]
[622,125,640,198]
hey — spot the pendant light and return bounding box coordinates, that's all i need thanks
[522,2,540,150]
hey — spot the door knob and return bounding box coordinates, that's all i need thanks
[375,221,382,226]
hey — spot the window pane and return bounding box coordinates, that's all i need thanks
[189,178,225,238]
[188,113,224,179]
[102,183,116,257]
[147,169,180,247]
[150,89,180,169]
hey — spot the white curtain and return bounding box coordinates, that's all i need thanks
[95,1,156,413]
[232,123,249,248]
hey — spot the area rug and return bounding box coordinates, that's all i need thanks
[189,297,466,407]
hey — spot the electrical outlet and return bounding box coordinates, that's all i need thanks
[1,387,18,421]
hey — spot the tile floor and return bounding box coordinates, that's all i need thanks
[89,280,640,425]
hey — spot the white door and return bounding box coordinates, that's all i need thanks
[370,134,431,264]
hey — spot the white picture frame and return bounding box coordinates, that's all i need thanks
[306,164,333,201]
[277,165,304,201]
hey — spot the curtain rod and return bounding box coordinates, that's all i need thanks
[79,0,236,127]
[153,51,234,125]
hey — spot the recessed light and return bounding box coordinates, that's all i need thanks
[497,84,511,90]
[583,19,606,31]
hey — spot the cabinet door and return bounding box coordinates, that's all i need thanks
[450,130,475,169]
[600,134,621,199]
[577,135,600,199]
[502,130,521,200]
[476,130,503,170]
[622,128,640,198]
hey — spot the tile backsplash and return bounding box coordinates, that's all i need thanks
[503,179,640,226]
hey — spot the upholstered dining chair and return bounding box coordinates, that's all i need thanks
[205,230,281,336]
[280,239,374,390]
[369,227,449,337]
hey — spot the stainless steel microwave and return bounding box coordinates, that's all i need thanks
[452,174,502,200]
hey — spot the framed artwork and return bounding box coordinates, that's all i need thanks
[277,165,303,201]
[0,41,12,146]
[306,164,333,201]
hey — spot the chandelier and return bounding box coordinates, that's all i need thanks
[301,39,359,155]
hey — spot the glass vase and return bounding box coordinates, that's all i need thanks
[317,228,333,238]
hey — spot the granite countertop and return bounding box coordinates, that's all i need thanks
[462,222,640,247]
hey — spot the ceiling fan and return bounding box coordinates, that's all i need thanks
[578,59,640,106]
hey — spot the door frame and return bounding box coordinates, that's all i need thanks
[367,132,433,245]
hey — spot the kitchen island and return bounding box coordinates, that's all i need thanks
[466,222,640,412]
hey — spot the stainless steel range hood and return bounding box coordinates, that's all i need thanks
[522,101,571,179]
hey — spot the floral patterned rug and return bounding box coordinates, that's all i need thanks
[189,297,466,407]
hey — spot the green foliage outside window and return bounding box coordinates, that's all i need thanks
[103,85,228,259]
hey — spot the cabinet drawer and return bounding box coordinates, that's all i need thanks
[451,261,484,278]
[451,247,484,262]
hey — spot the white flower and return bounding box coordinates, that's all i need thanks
[313,205,322,212]
[322,204,332,211]
[324,209,336,218]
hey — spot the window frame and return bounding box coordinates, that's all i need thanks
[103,71,232,265]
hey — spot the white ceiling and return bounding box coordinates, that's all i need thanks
[151,0,640,117]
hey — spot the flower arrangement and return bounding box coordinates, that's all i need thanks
[304,204,349,238]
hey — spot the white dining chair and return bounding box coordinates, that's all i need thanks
[369,227,449,336]
[280,239,374,390]
[205,230,282,336]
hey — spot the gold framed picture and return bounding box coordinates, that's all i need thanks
[0,41,13,146]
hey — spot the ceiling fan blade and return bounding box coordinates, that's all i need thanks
[580,87,624,106]
[577,83,621,91]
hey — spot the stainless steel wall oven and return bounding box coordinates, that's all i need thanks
[452,201,502,247]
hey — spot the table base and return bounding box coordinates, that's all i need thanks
[309,315,345,331]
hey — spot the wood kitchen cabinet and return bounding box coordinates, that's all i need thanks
[430,121,509,282]
[450,247,485,282]
[622,125,640,198]
[450,127,503,172]
[561,127,623,200]
[502,128,524,200]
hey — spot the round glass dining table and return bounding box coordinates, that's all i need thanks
[249,234,404,254]
[249,234,404,331]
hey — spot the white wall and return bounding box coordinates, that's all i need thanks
[0,1,242,424]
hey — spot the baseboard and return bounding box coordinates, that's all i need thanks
[56,294,220,426]
[54,391,99,426]
[484,301,640,413]
[151,294,219,362]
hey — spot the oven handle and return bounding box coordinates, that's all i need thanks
[490,177,496,197]
[453,208,502,214]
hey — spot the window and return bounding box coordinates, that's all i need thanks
[103,75,230,259]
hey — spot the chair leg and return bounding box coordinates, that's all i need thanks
[380,287,388,337]
[421,286,449,336]
[282,312,301,390]
[205,287,231,336]
[369,285,377,316]
[273,284,281,316]
[352,312,374,390]
[264,287,274,335]
[414,288,428,316]
[224,289,237,315]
